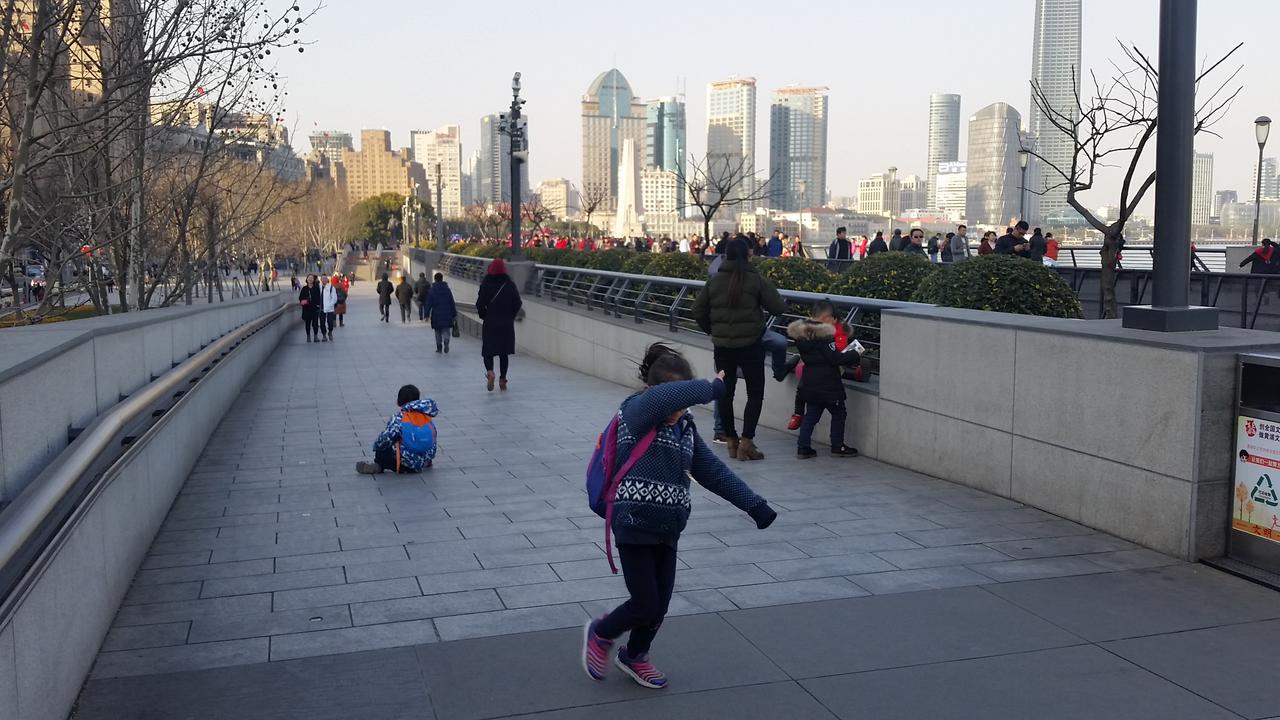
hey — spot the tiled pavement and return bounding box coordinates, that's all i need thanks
[76,283,1280,718]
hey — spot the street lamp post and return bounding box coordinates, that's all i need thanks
[435,162,447,252]
[1121,0,1218,332]
[1018,149,1030,221]
[1253,116,1271,247]
[500,72,527,258]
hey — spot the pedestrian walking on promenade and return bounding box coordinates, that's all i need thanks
[414,272,431,321]
[476,258,522,392]
[581,343,776,689]
[298,274,322,342]
[395,275,413,323]
[376,273,393,322]
[693,239,786,461]
[333,275,348,327]
[978,231,997,256]
[320,276,338,341]
[424,272,457,354]
[867,231,888,256]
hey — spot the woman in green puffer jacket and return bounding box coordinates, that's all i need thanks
[692,237,787,461]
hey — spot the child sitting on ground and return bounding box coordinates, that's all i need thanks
[356,384,439,474]
[787,300,860,459]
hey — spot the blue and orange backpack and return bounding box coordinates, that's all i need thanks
[586,413,656,574]
[396,409,436,472]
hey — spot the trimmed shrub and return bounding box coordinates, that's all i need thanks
[447,241,470,254]
[828,252,935,301]
[620,253,652,275]
[911,254,1083,318]
[641,252,711,280]
[753,257,836,294]
[465,243,510,259]
[583,249,632,272]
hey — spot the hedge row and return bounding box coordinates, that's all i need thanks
[450,245,1082,319]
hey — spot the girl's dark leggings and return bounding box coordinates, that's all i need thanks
[303,311,320,337]
[595,543,677,656]
[482,354,510,379]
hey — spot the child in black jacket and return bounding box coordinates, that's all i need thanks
[787,300,861,459]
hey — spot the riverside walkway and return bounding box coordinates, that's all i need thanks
[75,284,1280,719]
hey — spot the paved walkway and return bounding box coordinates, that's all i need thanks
[76,283,1280,719]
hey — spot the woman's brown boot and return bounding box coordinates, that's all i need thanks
[727,437,740,460]
[738,438,764,461]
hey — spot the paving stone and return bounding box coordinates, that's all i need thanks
[91,638,269,679]
[189,605,352,643]
[497,576,629,609]
[711,523,837,547]
[134,558,275,586]
[477,543,605,569]
[756,553,897,581]
[417,565,561,596]
[343,552,483,583]
[673,564,776,592]
[350,589,503,625]
[900,524,1038,548]
[1103,620,1280,720]
[100,622,190,652]
[458,518,579,539]
[720,578,869,609]
[984,533,1138,559]
[676,588,739,612]
[273,545,411,573]
[122,581,203,606]
[140,550,212,569]
[269,619,439,661]
[801,644,1238,720]
[724,586,1082,679]
[924,508,1060,528]
[201,567,347,598]
[818,516,944,536]
[790,533,923,557]
[969,556,1112,582]
[273,578,422,612]
[209,538,342,564]
[113,594,273,627]
[433,603,591,642]
[874,545,1012,570]
[848,566,994,595]
[1083,549,1183,572]
[678,543,807,568]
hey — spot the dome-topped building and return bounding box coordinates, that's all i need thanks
[582,68,647,217]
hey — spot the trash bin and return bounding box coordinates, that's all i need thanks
[1228,353,1280,575]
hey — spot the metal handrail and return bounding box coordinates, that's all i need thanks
[0,301,290,615]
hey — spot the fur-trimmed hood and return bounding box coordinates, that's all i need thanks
[787,318,836,342]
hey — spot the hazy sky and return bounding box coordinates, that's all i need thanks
[284,0,1277,209]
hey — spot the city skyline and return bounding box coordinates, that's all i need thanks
[287,0,1278,215]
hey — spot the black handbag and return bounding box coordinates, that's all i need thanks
[451,321,461,338]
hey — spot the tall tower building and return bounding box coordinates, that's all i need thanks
[857,167,901,217]
[966,103,1025,226]
[1253,157,1279,201]
[926,93,961,209]
[410,125,464,219]
[612,138,644,237]
[1213,189,1237,219]
[338,129,427,207]
[535,178,575,218]
[706,77,758,205]
[769,86,829,212]
[1191,152,1214,226]
[582,69,646,214]
[645,96,687,174]
[479,114,530,204]
[1029,0,1082,220]
[309,130,353,162]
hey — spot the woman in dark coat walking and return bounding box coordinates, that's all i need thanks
[475,258,522,391]
[298,274,322,342]
[424,272,458,354]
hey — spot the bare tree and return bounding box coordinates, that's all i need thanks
[578,180,609,239]
[677,153,775,246]
[1027,40,1241,317]
[521,197,553,235]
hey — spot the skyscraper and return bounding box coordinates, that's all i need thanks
[857,167,900,217]
[337,130,427,207]
[966,103,1024,226]
[1029,0,1082,220]
[309,130,353,161]
[582,69,646,214]
[535,178,575,218]
[1213,189,1237,219]
[935,162,967,217]
[410,125,464,219]
[899,174,928,212]
[769,86,829,212]
[645,96,687,175]
[479,114,529,204]
[1192,152,1214,226]
[1253,157,1279,201]
[707,77,758,205]
[926,93,960,209]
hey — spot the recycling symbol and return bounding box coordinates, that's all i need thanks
[1252,475,1279,507]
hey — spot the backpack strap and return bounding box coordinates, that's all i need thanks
[602,425,658,574]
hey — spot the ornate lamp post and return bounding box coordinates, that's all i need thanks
[1018,149,1030,221]
[1253,116,1271,247]
[499,72,527,258]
